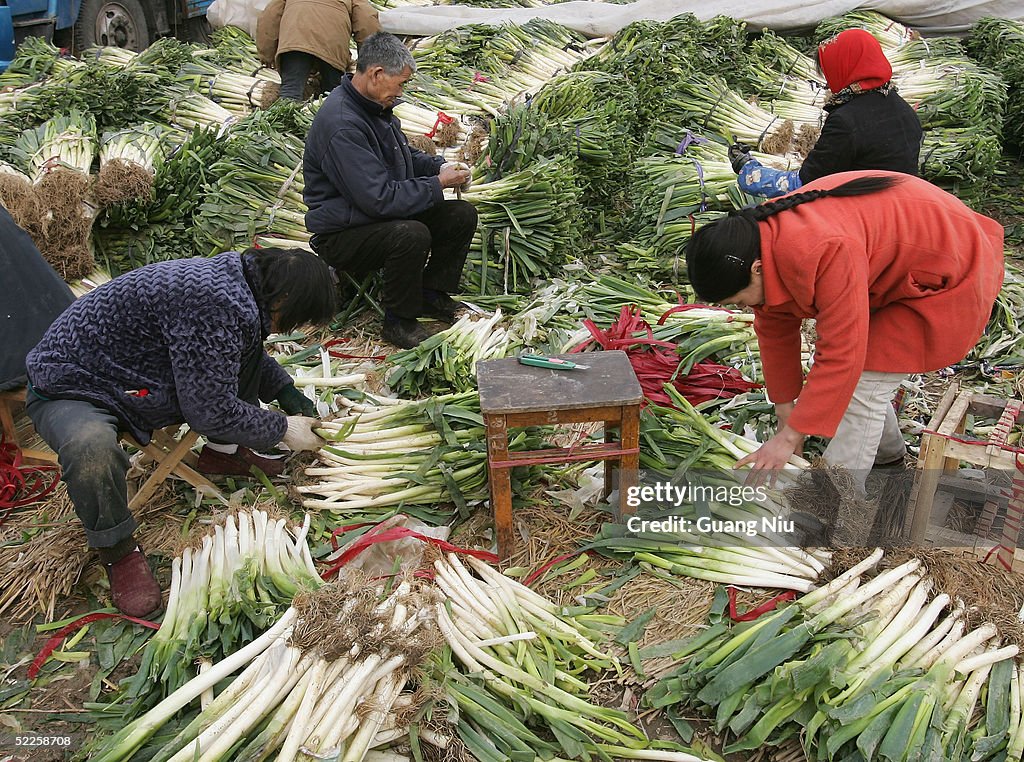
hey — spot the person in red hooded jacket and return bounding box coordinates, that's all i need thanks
[730,28,923,197]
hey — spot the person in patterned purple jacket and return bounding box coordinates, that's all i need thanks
[25,247,337,617]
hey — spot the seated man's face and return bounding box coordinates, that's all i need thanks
[369,65,413,109]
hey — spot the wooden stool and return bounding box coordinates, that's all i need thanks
[477,350,643,559]
[123,427,226,510]
[904,379,1024,569]
[0,386,58,465]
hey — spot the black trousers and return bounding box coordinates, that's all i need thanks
[278,51,342,101]
[313,200,477,319]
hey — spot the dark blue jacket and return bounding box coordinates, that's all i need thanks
[26,252,292,448]
[303,74,445,235]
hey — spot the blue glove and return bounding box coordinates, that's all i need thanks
[737,159,803,199]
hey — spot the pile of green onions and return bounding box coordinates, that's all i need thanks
[95,124,169,206]
[298,391,491,524]
[967,17,1024,149]
[178,61,281,115]
[90,578,443,762]
[386,310,511,396]
[120,509,321,712]
[194,130,308,252]
[649,548,1022,760]
[461,155,584,295]
[434,553,715,761]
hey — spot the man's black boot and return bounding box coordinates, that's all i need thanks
[421,291,466,324]
[382,317,434,349]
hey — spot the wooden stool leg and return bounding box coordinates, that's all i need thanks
[128,430,201,511]
[485,414,515,559]
[603,422,615,500]
[907,432,944,543]
[618,404,640,518]
[0,396,17,443]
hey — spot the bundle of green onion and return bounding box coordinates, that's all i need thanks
[207,25,281,84]
[628,140,746,263]
[967,17,1024,148]
[118,509,321,715]
[193,130,308,253]
[461,155,584,295]
[969,261,1024,364]
[919,126,1003,190]
[177,61,281,115]
[649,548,1022,761]
[387,310,511,396]
[89,578,443,762]
[158,86,238,134]
[392,100,466,148]
[298,391,490,524]
[434,553,716,761]
[9,109,98,280]
[95,124,170,206]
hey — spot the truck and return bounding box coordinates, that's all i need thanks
[0,0,213,71]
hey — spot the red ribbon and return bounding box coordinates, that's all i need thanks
[726,586,796,622]
[29,612,160,679]
[320,523,498,580]
[1,432,60,527]
[523,551,586,587]
[322,338,387,362]
[424,111,454,139]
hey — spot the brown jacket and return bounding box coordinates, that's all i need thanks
[256,0,381,73]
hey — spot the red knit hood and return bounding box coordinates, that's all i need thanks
[817,29,892,94]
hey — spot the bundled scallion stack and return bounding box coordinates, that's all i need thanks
[433,552,717,762]
[967,17,1024,150]
[88,577,446,762]
[298,391,491,524]
[649,548,1023,761]
[461,155,584,295]
[9,109,98,280]
[386,310,511,396]
[94,124,170,206]
[117,509,321,715]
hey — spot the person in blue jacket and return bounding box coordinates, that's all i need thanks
[25,247,336,617]
[303,32,477,349]
[730,28,923,198]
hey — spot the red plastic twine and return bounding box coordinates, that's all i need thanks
[727,586,796,622]
[29,612,160,679]
[424,111,455,138]
[523,551,586,587]
[322,338,387,362]
[320,523,498,580]
[0,432,60,527]
[569,305,759,409]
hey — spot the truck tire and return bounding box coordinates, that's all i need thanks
[73,0,151,53]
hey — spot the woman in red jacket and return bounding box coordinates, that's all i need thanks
[686,171,1004,488]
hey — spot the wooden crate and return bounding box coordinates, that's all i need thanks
[904,379,1024,571]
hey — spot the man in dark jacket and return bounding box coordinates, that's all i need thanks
[729,29,923,197]
[303,32,477,349]
[25,248,336,617]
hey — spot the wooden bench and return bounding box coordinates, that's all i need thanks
[477,350,643,559]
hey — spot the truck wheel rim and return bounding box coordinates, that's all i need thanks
[96,3,140,49]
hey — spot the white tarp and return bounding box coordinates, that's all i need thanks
[377,0,1024,38]
[208,0,1024,46]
